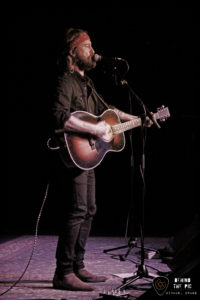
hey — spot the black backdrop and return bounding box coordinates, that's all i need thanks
[6,5,199,237]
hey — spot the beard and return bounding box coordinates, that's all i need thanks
[75,54,96,71]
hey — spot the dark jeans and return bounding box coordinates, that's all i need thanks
[54,165,96,276]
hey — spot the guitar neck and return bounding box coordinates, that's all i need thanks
[112,112,161,135]
[112,118,142,135]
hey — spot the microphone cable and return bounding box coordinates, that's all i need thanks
[0,183,50,297]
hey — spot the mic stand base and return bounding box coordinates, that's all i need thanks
[117,263,156,291]
[99,264,157,298]
[103,237,158,261]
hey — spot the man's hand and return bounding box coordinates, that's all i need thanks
[144,114,154,127]
[94,120,113,141]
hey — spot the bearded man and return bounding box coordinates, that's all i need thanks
[52,28,152,291]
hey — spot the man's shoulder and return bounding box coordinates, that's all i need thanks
[56,72,78,88]
[59,72,88,83]
[58,72,75,81]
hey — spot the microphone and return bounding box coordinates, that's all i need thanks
[93,53,126,63]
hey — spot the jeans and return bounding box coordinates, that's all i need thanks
[54,165,96,276]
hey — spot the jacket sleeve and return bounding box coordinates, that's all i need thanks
[52,74,73,128]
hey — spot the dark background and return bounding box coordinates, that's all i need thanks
[6,5,199,238]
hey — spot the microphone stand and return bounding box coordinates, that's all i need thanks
[115,79,159,291]
[121,79,161,129]
[102,61,159,293]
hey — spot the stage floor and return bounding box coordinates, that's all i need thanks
[0,235,171,299]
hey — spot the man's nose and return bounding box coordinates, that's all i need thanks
[90,47,95,55]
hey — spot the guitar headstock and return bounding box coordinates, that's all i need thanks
[156,105,170,122]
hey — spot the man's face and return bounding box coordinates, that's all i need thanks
[75,39,96,71]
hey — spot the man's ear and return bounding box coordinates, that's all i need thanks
[69,47,76,57]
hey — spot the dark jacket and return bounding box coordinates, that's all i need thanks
[52,71,111,129]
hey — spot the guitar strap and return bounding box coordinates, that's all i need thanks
[87,80,110,110]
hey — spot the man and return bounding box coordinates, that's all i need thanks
[52,28,152,291]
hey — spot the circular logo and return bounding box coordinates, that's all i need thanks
[153,276,169,296]
[154,278,167,290]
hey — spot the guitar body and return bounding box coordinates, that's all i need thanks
[64,109,125,170]
[54,106,170,170]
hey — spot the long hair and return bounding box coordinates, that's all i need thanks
[57,28,88,74]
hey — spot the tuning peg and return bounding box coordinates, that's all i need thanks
[160,117,166,122]
[157,105,165,112]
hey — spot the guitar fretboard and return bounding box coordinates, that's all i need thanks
[111,107,170,135]
[112,118,142,135]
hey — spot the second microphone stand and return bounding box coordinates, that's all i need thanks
[103,61,160,291]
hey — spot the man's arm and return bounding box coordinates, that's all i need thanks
[113,108,138,121]
[64,107,152,138]
[113,108,153,127]
[64,115,112,139]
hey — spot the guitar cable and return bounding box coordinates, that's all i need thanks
[0,183,50,297]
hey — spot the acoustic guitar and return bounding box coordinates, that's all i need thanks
[55,107,170,170]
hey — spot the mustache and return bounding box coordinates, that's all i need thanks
[76,55,96,71]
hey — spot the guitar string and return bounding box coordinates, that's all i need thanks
[112,119,142,135]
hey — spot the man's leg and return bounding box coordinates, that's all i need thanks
[73,169,96,271]
[74,170,107,282]
[53,168,94,290]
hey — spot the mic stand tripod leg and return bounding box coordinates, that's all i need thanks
[104,236,158,259]
[103,244,130,253]
[119,238,137,261]
[116,264,155,291]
